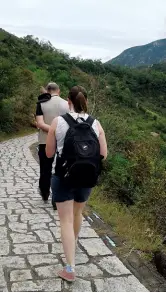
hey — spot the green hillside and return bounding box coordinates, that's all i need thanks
[1,28,166,257]
[107,38,166,67]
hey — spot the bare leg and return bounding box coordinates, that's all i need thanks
[56,200,75,267]
[73,201,86,243]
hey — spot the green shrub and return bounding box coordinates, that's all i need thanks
[107,153,133,185]
[160,133,166,142]
[0,99,15,132]
[155,119,166,133]
[160,143,166,156]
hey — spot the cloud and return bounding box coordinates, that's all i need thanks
[0,0,166,61]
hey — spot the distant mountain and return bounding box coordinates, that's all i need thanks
[106,39,166,67]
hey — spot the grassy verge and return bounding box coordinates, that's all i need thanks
[0,127,37,142]
[88,186,163,258]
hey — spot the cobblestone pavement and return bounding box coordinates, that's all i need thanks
[0,134,148,292]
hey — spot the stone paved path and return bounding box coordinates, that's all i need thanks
[0,134,148,292]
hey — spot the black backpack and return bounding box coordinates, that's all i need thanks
[55,113,101,188]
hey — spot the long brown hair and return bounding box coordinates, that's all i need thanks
[68,86,87,113]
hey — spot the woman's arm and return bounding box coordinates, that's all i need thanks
[46,118,58,158]
[97,121,108,160]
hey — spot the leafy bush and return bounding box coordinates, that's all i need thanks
[106,153,133,185]
[0,99,15,132]
[155,119,166,133]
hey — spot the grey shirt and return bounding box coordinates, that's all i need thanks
[36,95,69,144]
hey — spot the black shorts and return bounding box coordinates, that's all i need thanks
[51,175,91,203]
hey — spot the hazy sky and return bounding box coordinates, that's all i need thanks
[0,0,166,61]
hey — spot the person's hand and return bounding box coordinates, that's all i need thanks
[40,86,47,94]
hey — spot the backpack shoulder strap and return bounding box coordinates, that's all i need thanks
[61,113,77,127]
[86,115,95,126]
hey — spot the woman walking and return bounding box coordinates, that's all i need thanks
[46,85,107,282]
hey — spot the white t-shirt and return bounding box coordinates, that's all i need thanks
[56,112,99,155]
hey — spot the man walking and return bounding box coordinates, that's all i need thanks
[36,82,68,206]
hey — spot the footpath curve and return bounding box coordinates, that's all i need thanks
[0,134,148,292]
